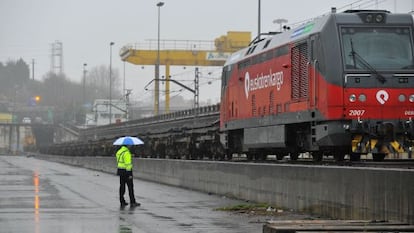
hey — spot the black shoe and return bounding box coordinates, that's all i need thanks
[120,202,129,207]
[130,202,140,207]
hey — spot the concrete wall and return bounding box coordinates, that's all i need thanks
[34,154,414,224]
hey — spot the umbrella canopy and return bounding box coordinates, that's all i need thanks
[113,136,144,146]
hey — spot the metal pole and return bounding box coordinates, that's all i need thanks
[109,42,114,124]
[32,59,35,80]
[125,89,131,120]
[155,2,164,116]
[165,64,170,113]
[83,63,87,106]
[123,61,126,99]
[194,67,199,117]
[258,0,261,40]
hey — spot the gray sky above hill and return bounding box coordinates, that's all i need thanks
[0,0,412,104]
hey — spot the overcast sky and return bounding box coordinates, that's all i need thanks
[0,0,412,105]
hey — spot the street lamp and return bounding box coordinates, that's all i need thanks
[155,1,164,115]
[123,61,126,99]
[109,41,114,124]
[83,63,87,106]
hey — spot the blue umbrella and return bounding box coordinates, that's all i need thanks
[113,136,144,145]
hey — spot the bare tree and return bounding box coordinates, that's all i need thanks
[86,65,121,102]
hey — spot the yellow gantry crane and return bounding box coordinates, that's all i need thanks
[120,31,251,115]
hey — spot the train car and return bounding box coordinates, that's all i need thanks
[220,9,414,161]
[44,105,224,159]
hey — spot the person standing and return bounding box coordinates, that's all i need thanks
[116,145,140,208]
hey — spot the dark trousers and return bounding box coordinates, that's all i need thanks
[118,169,136,204]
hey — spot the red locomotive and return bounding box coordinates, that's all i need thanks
[45,9,414,162]
[220,9,414,161]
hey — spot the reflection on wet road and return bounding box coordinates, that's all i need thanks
[0,156,262,233]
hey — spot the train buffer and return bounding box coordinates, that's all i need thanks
[263,220,414,233]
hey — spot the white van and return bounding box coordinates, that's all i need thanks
[22,117,31,124]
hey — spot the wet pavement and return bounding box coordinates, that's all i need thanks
[0,155,267,233]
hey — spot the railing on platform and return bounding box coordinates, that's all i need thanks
[122,39,216,52]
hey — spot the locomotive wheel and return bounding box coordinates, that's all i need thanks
[157,144,166,159]
[290,152,299,161]
[226,153,233,160]
[223,149,233,161]
[255,153,266,160]
[373,153,386,161]
[213,142,226,160]
[212,151,222,160]
[333,151,345,162]
[350,153,361,161]
[276,154,284,160]
[312,152,323,162]
[190,153,197,160]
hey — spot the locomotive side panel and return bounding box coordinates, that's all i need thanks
[220,10,414,160]
[219,15,336,157]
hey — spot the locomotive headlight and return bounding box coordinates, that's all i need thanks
[375,14,384,23]
[409,94,414,103]
[358,94,367,102]
[349,94,357,102]
[399,94,406,102]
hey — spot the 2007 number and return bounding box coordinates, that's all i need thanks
[349,109,365,116]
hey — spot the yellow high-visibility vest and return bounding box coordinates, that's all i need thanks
[116,146,133,171]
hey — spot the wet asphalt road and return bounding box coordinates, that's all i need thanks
[0,155,264,233]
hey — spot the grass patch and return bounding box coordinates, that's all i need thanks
[215,203,268,211]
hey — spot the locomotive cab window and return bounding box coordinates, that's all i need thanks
[221,65,232,88]
[341,27,414,70]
